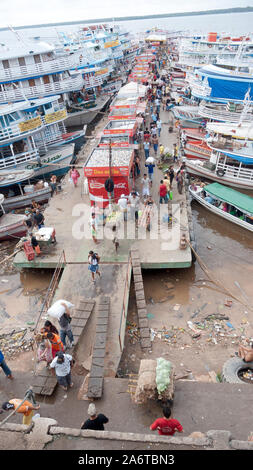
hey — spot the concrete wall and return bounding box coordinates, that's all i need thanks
[1,418,253,450]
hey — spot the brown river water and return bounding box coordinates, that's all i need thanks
[0,201,251,335]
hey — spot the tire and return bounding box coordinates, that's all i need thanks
[217,169,225,177]
[222,357,253,384]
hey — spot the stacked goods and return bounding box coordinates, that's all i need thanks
[134,358,175,404]
[134,359,157,404]
[156,357,174,400]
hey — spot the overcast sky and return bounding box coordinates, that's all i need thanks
[0,0,252,28]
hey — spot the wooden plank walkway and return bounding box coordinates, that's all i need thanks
[32,298,95,396]
[87,296,110,399]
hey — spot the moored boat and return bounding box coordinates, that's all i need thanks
[189,182,253,232]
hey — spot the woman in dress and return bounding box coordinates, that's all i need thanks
[70,166,80,188]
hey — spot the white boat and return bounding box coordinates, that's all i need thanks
[186,158,253,190]
[24,143,75,178]
[189,182,253,232]
[0,169,35,187]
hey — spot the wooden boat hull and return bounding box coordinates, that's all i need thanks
[2,187,52,212]
[189,186,253,232]
[0,214,27,241]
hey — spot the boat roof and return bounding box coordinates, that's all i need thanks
[204,182,253,215]
[0,96,61,116]
[206,122,253,139]
[0,41,54,61]
[196,64,253,80]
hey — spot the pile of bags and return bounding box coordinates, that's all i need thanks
[134,357,174,404]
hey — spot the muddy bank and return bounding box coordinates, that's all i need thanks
[118,202,253,379]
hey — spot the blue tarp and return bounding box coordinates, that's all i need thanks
[223,151,253,165]
[208,77,253,101]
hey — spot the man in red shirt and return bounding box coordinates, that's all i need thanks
[150,406,183,436]
[159,180,168,204]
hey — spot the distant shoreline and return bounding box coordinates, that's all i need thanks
[0,6,252,31]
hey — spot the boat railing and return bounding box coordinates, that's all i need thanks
[0,55,78,81]
[191,81,211,98]
[0,149,40,169]
[0,120,44,143]
[0,75,84,102]
[216,56,253,66]
[198,102,253,121]
[83,74,104,88]
[216,162,253,181]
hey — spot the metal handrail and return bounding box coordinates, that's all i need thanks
[118,253,132,352]
[0,75,83,102]
[0,55,78,81]
[34,250,66,333]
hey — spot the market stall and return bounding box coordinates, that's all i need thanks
[84,147,135,208]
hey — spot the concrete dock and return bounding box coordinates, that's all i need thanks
[13,100,192,380]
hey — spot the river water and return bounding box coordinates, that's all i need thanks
[0,13,252,364]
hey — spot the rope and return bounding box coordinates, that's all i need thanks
[0,387,37,428]
[0,249,22,266]
[187,239,253,312]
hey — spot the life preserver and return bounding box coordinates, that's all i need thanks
[217,169,225,177]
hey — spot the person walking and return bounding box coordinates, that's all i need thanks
[155,97,160,114]
[58,302,74,349]
[159,144,165,161]
[141,174,150,199]
[159,180,168,204]
[2,399,40,425]
[88,251,101,283]
[151,112,157,124]
[150,406,183,436]
[144,141,150,159]
[173,143,178,163]
[81,403,109,431]
[164,176,171,197]
[145,160,156,186]
[41,320,59,336]
[90,212,99,244]
[128,191,140,222]
[46,332,64,358]
[151,134,159,156]
[0,350,13,379]
[168,166,175,189]
[112,225,119,253]
[50,351,74,391]
[176,170,184,195]
[118,194,128,222]
[157,118,162,137]
[70,166,80,188]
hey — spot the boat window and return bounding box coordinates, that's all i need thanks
[52,74,60,82]
[18,57,26,67]
[8,112,19,122]
[2,60,10,69]
[34,54,41,64]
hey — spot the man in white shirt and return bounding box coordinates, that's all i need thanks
[118,194,128,221]
[141,174,150,198]
[50,351,73,391]
[128,192,140,221]
[157,119,162,137]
